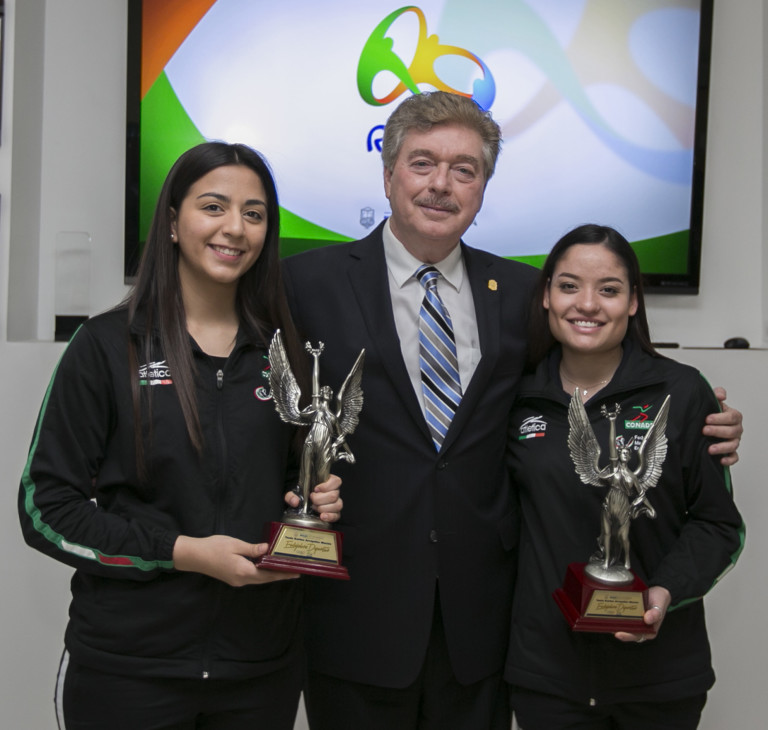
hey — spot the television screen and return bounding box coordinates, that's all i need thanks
[126,0,712,293]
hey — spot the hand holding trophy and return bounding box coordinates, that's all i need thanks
[553,390,671,632]
[258,330,364,579]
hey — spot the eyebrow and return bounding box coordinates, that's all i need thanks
[406,149,480,166]
[555,272,626,285]
[196,192,266,207]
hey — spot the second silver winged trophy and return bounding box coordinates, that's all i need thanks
[553,390,670,632]
[257,330,364,580]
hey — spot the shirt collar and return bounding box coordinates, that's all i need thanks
[382,218,465,292]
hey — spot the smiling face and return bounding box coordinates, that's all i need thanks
[170,164,268,295]
[543,243,638,360]
[383,123,486,263]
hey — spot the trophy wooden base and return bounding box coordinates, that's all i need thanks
[257,521,350,580]
[553,562,654,633]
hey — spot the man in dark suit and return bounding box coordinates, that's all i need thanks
[282,92,742,730]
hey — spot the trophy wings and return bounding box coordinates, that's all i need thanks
[335,349,365,437]
[634,394,671,491]
[567,389,604,486]
[267,330,305,426]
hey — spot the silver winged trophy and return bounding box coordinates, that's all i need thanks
[268,330,365,528]
[567,390,671,585]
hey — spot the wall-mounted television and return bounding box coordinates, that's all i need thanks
[125,0,713,294]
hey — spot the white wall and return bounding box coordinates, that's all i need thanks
[0,1,764,728]
[671,348,768,730]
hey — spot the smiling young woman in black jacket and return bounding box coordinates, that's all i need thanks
[19,143,342,730]
[506,225,745,730]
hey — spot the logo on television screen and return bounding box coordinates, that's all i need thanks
[357,6,496,111]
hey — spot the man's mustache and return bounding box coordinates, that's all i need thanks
[415,196,459,213]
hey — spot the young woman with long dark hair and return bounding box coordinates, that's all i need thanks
[19,142,341,729]
[506,224,745,730]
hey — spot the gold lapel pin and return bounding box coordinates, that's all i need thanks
[488,279,498,291]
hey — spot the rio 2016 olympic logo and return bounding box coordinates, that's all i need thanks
[357,6,496,111]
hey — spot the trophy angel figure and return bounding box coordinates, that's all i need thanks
[567,390,671,584]
[268,330,364,527]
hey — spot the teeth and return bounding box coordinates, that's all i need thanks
[573,320,600,328]
[212,245,241,256]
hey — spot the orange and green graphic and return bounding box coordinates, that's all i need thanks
[357,6,496,110]
[135,0,352,257]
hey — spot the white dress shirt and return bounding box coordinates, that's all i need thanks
[382,219,481,417]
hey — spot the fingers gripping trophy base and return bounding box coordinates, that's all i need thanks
[554,563,653,634]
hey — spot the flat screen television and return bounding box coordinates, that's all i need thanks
[125,0,713,294]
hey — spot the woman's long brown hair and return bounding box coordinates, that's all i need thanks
[126,142,308,479]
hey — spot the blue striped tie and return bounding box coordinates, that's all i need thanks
[416,265,462,450]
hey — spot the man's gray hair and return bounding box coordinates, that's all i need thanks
[381,92,502,181]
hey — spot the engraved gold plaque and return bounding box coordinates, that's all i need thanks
[259,521,349,580]
[584,590,645,619]
[271,525,339,563]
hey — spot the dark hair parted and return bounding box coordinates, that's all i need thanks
[381,91,502,181]
[127,142,306,469]
[527,223,658,368]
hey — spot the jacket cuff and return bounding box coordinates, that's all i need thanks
[159,530,181,565]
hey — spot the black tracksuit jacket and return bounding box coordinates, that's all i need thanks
[19,307,302,679]
[505,339,745,706]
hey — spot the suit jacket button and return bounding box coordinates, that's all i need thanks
[437,460,448,470]
[429,530,438,543]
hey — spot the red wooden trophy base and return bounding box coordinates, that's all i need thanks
[257,521,350,580]
[553,562,654,633]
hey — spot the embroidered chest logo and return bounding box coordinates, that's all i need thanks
[138,360,173,386]
[518,415,547,439]
[254,355,272,401]
[624,403,657,430]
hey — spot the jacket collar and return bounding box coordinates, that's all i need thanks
[520,339,667,405]
[128,303,257,359]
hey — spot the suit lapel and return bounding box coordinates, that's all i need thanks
[347,229,433,443]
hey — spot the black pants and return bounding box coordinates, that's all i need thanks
[304,594,510,730]
[510,685,707,730]
[55,650,302,730]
